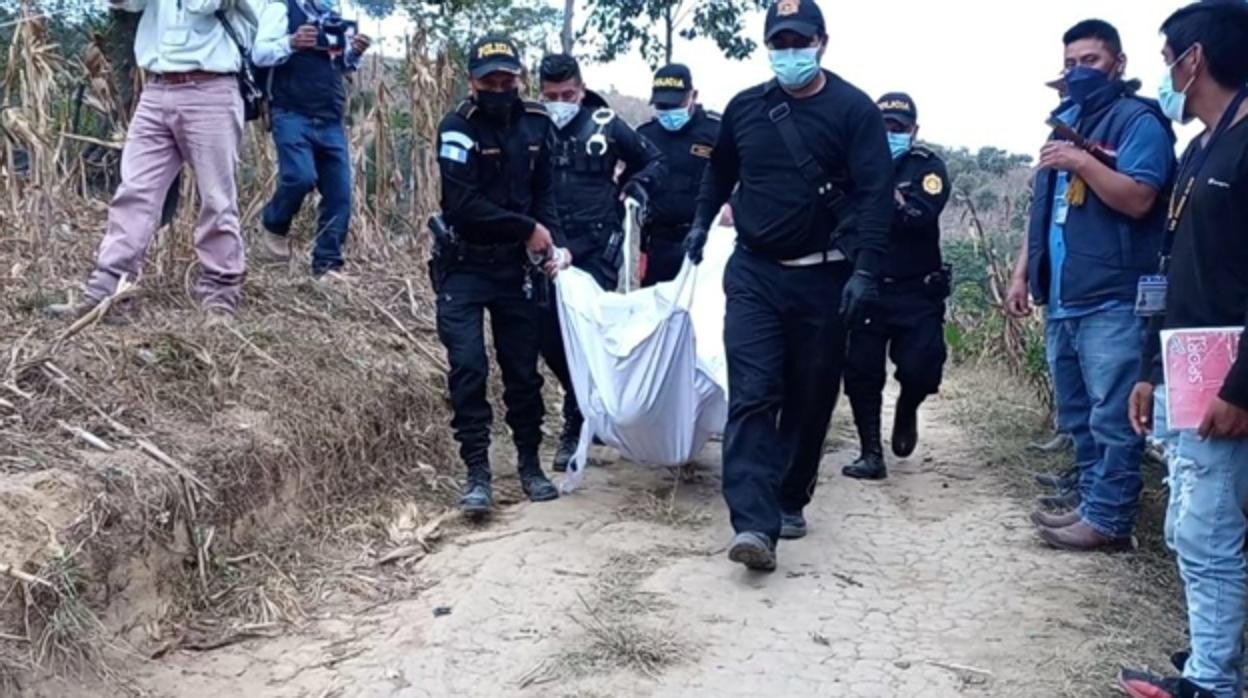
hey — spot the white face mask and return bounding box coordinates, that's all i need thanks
[545,101,580,129]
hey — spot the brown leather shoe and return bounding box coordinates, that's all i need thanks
[1038,521,1132,552]
[1030,510,1081,529]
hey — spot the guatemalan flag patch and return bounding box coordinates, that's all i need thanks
[439,131,474,164]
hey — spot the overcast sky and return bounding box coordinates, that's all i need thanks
[352,0,1202,155]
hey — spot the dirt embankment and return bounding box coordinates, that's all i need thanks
[1,228,466,693]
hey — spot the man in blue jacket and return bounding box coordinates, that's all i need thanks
[1023,19,1175,551]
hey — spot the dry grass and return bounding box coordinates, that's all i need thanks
[0,9,470,689]
[563,551,687,680]
[618,478,712,529]
[945,364,1187,698]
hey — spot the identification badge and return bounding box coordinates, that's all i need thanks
[1135,275,1168,317]
[1053,196,1069,225]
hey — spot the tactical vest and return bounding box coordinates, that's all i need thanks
[267,0,346,122]
[550,106,624,243]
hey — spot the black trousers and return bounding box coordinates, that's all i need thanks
[642,236,686,287]
[541,256,616,429]
[721,248,851,543]
[435,263,544,470]
[844,287,947,405]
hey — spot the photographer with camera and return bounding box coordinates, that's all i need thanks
[251,0,370,279]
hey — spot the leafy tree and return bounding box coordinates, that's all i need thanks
[580,0,769,68]
[401,0,562,56]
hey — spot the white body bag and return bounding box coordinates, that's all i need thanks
[554,217,736,492]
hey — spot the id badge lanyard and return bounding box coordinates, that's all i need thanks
[1137,86,1248,316]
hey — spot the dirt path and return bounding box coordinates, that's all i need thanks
[49,390,1111,698]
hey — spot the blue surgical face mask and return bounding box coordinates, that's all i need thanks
[1064,65,1112,104]
[887,132,913,159]
[657,107,692,132]
[769,47,821,89]
[545,101,580,129]
[1159,47,1196,124]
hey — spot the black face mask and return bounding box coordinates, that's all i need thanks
[476,89,520,122]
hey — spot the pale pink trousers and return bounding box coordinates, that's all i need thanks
[87,75,245,311]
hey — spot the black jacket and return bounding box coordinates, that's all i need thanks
[635,105,720,241]
[436,97,561,246]
[884,146,949,280]
[549,90,665,261]
[695,73,892,267]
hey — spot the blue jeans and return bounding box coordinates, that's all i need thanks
[1045,308,1144,537]
[1157,390,1248,697]
[262,109,351,275]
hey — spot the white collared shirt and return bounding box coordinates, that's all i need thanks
[113,0,257,74]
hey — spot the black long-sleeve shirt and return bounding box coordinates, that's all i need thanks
[436,98,561,244]
[885,145,950,279]
[694,71,893,266]
[1142,116,1248,409]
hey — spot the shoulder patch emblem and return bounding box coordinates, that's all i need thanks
[690,143,713,158]
[922,172,944,196]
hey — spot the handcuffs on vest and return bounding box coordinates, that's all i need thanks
[585,108,614,157]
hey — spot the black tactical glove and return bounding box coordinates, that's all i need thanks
[840,269,880,326]
[623,180,649,211]
[683,224,710,265]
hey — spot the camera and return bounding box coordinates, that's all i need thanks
[314,15,359,69]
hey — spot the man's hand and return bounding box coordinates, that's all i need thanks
[1006,275,1031,318]
[528,223,554,256]
[718,204,734,228]
[622,180,648,210]
[840,270,880,325]
[1129,382,1155,437]
[1198,397,1248,440]
[290,24,318,51]
[351,34,372,55]
[545,247,572,278]
[683,225,709,265]
[1038,141,1090,174]
[894,189,906,207]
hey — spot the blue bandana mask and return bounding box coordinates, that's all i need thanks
[887,133,913,159]
[769,47,821,89]
[1064,65,1111,105]
[657,107,692,132]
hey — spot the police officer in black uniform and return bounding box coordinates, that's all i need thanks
[537,53,665,473]
[433,36,570,517]
[636,64,721,286]
[841,93,951,482]
[683,0,893,571]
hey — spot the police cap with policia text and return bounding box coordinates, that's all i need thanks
[877,92,918,128]
[651,64,694,108]
[468,36,523,79]
[765,0,826,41]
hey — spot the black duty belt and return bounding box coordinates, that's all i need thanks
[453,241,526,264]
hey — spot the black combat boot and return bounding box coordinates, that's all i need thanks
[459,466,493,518]
[843,397,887,481]
[892,390,922,458]
[518,453,560,503]
[552,417,582,473]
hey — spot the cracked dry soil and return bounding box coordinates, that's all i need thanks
[84,392,1111,697]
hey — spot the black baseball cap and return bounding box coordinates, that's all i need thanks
[468,36,522,80]
[877,92,918,127]
[764,0,826,42]
[651,64,693,108]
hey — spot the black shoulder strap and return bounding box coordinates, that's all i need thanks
[764,82,844,210]
[214,9,249,58]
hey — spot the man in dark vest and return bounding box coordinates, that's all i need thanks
[537,53,665,473]
[1020,19,1175,552]
[636,63,720,286]
[252,0,371,278]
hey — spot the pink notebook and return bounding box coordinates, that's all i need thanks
[1162,327,1243,430]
